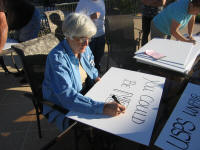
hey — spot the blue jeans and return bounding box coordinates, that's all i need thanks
[89,34,105,71]
[16,8,41,42]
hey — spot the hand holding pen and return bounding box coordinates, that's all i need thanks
[112,95,121,104]
[103,95,126,116]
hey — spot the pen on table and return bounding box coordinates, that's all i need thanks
[112,95,121,104]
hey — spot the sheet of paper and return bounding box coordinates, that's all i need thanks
[155,83,200,150]
[66,67,165,146]
[183,34,200,66]
[145,49,166,59]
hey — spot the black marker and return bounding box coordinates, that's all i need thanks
[112,95,121,104]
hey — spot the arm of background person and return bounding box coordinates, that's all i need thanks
[141,0,166,7]
[170,19,196,44]
[75,1,100,21]
[90,12,100,20]
[0,12,8,53]
[188,15,196,39]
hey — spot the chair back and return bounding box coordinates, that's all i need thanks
[12,33,61,112]
[24,55,47,110]
[12,33,69,138]
[105,15,138,69]
[44,10,65,35]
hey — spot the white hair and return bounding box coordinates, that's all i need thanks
[62,12,97,39]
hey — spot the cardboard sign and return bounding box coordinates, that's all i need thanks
[155,83,200,150]
[134,38,200,74]
[66,67,165,145]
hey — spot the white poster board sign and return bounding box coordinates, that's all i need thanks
[136,39,193,66]
[66,67,165,145]
[134,38,200,74]
[155,83,200,150]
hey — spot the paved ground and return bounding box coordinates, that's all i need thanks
[0,15,200,150]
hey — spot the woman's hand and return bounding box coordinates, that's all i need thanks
[103,102,126,116]
[90,12,100,20]
[187,35,196,44]
[187,39,196,44]
[95,77,101,83]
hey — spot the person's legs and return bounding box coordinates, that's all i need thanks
[89,34,105,72]
[150,21,168,39]
[141,16,153,46]
[18,8,41,42]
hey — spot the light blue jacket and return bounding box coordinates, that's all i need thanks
[153,0,192,35]
[42,39,104,131]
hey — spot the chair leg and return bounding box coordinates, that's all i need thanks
[106,43,111,71]
[0,56,10,74]
[11,52,21,73]
[0,54,23,76]
[27,93,42,138]
[35,107,42,138]
[106,46,110,71]
[137,31,142,50]
[74,125,80,150]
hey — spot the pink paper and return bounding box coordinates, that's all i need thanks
[145,50,165,59]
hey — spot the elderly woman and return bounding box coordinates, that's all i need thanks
[42,13,125,131]
[151,0,200,44]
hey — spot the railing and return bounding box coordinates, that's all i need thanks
[35,0,142,36]
[54,2,78,12]
[34,0,141,15]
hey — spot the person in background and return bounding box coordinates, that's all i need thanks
[42,13,125,131]
[141,0,166,46]
[151,0,200,44]
[76,0,105,73]
[0,0,40,74]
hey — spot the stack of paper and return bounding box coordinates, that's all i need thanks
[134,38,200,74]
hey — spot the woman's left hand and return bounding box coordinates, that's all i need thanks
[187,35,196,44]
[95,77,101,83]
[188,35,195,40]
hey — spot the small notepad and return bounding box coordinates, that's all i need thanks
[145,50,165,59]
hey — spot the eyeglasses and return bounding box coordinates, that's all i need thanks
[74,37,91,44]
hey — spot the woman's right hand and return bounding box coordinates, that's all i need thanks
[103,102,126,116]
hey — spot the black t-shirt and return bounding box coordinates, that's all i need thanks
[0,0,35,30]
